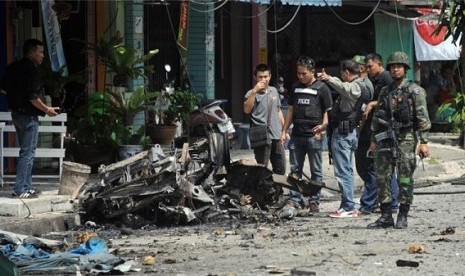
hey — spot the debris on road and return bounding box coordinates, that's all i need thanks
[0,230,135,274]
[76,142,331,227]
[440,227,456,235]
[408,243,426,254]
[396,259,420,267]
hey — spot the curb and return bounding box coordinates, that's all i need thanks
[0,212,77,236]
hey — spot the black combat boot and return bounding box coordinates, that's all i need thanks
[395,204,410,229]
[367,203,394,229]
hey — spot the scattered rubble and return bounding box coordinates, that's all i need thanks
[396,259,420,267]
[408,243,426,254]
[0,230,131,274]
[76,142,330,227]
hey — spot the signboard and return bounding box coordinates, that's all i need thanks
[413,13,461,61]
[41,0,67,73]
[178,1,189,52]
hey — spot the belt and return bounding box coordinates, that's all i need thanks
[11,111,38,117]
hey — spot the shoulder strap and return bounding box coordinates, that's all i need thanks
[311,80,325,90]
[353,80,371,112]
[266,92,272,125]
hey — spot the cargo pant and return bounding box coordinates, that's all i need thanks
[375,139,417,205]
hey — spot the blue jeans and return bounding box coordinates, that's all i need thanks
[288,135,324,205]
[331,128,358,211]
[356,140,399,212]
[12,113,39,194]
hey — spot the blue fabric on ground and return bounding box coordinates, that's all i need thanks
[2,244,51,262]
[70,237,108,255]
[0,236,123,273]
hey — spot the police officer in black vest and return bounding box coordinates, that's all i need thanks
[280,56,333,213]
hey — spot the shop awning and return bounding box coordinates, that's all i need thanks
[234,0,341,6]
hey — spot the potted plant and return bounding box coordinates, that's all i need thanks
[66,92,119,171]
[89,86,158,159]
[40,61,87,107]
[85,33,158,87]
[147,89,201,145]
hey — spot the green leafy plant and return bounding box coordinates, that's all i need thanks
[40,57,86,102]
[155,90,201,126]
[104,86,159,125]
[111,124,150,146]
[436,0,465,103]
[66,93,120,169]
[436,0,465,44]
[69,92,118,146]
[107,46,159,87]
[84,33,159,87]
[88,86,158,145]
[437,91,465,132]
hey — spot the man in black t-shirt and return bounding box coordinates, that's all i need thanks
[357,53,398,214]
[1,39,59,198]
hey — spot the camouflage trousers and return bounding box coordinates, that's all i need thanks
[374,140,417,205]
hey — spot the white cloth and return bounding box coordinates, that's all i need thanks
[413,16,461,61]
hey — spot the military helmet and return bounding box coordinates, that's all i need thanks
[386,51,410,70]
[352,55,365,65]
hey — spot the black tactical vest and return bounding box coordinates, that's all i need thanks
[292,81,325,127]
[379,81,416,132]
[331,79,371,125]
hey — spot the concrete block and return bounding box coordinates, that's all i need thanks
[51,198,74,213]
[0,193,73,217]
[0,213,76,236]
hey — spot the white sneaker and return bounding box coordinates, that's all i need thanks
[329,208,360,218]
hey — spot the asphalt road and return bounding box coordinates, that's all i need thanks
[106,180,465,275]
[100,141,465,275]
[7,137,465,275]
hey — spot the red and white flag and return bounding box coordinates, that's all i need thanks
[413,13,461,61]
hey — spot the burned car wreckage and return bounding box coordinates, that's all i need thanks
[77,102,331,225]
[78,145,331,225]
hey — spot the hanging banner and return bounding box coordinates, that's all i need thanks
[178,1,189,53]
[178,1,189,88]
[413,13,461,61]
[41,0,67,73]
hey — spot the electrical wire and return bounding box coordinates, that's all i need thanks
[323,0,382,26]
[244,0,276,19]
[394,0,404,52]
[379,9,418,21]
[189,0,222,5]
[222,0,277,19]
[8,186,32,219]
[190,0,230,13]
[266,3,301,34]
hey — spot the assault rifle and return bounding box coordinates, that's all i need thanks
[374,114,402,164]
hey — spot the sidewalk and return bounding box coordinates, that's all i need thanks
[1,134,464,235]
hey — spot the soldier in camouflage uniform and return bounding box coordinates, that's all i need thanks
[367,51,431,229]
